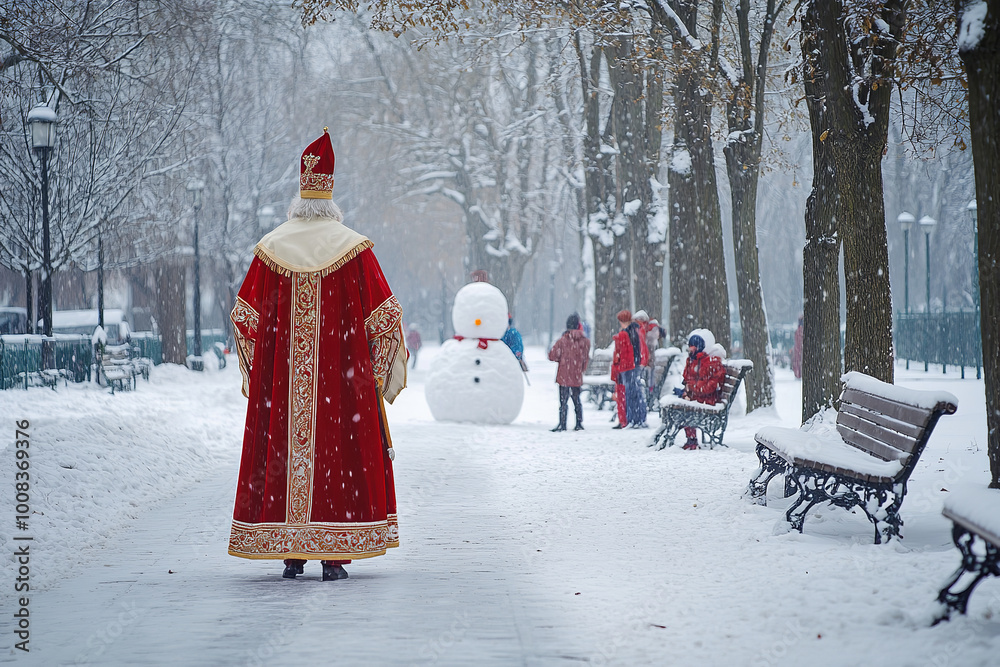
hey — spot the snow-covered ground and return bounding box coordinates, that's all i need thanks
[1,344,998,665]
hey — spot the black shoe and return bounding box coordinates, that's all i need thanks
[574,424,584,431]
[551,425,566,432]
[612,424,625,430]
[282,562,304,579]
[322,563,349,581]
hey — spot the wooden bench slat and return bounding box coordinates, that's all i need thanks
[836,422,910,464]
[836,411,917,457]
[840,388,933,429]
[838,401,927,442]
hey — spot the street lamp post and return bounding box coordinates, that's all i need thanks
[919,215,937,372]
[898,212,915,370]
[187,179,206,371]
[968,199,981,380]
[897,212,914,314]
[27,103,57,369]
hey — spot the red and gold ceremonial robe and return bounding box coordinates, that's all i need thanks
[228,215,407,561]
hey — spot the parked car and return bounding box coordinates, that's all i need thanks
[0,307,28,335]
[46,309,132,345]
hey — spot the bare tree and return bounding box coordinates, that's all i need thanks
[956,0,1000,487]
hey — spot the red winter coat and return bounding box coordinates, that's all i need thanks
[611,329,634,383]
[682,351,726,404]
[548,328,591,387]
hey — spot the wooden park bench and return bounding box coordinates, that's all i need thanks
[650,359,753,450]
[98,343,137,394]
[933,487,1000,624]
[645,346,682,412]
[581,347,615,410]
[746,371,958,543]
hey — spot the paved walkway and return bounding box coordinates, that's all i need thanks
[24,422,595,667]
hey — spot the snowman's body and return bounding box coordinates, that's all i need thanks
[425,282,525,424]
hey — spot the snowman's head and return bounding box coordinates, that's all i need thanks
[452,282,509,339]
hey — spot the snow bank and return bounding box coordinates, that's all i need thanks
[0,361,244,591]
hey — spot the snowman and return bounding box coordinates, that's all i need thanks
[425,282,525,424]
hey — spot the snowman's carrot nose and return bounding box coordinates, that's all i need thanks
[475,318,482,325]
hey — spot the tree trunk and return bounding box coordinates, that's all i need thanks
[724,139,773,410]
[155,259,188,365]
[607,36,657,318]
[815,0,901,385]
[838,146,895,381]
[800,1,843,422]
[668,46,730,348]
[721,0,780,412]
[957,0,1000,487]
[576,39,625,349]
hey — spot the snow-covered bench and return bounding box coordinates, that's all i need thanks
[98,343,136,394]
[650,359,753,450]
[581,347,615,410]
[746,372,958,543]
[934,487,1000,623]
[645,347,682,412]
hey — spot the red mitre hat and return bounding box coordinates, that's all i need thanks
[299,127,335,199]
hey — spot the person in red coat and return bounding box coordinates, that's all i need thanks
[611,310,648,428]
[229,129,407,582]
[675,334,726,449]
[548,313,591,431]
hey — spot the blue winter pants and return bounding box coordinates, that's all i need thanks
[619,368,645,426]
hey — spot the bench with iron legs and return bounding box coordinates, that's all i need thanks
[98,343,137,394]
[581,348,615,410]
[933,487,1000,624]
[644,347,682,412]
[746,372,958,543]
[650,359,752,450]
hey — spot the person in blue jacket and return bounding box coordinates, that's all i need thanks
[501,314,525,365]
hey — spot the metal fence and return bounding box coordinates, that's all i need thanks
[0,329,230,390]
[0,336,93,390]
[895,311,982,376]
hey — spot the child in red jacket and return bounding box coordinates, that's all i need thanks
[674,333,726,448]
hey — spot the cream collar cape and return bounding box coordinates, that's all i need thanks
[254,216,372,277]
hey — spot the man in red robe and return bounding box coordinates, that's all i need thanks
[229,129,407,581]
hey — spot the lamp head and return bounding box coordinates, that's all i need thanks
[896,211,915,232]
[27,104,57,150]
[186,179,205,209]
[918,215,937,232]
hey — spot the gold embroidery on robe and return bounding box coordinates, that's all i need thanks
[231,296,259,398]
[366,296,405,394]
[229,515,399,560]
[288,272,321,525]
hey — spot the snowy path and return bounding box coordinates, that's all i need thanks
[3,345,1000,665]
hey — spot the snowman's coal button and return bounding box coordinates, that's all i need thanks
[475,359,481,365]
[474,377,480,383]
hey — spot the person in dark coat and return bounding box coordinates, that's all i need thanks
[548,313,591,431]
[405,323,422,369]
[674,333,726,449]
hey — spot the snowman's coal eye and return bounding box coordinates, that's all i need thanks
[474,377,480,383]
